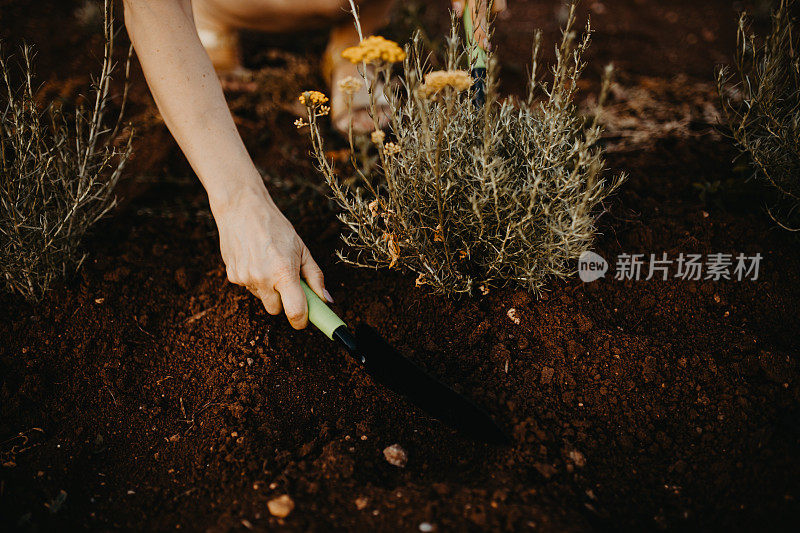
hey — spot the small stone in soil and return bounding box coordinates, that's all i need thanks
[568,450,586,468]
[383,444,408,468]
[267,494,294,518]
[506,308,521,325]
[419,522,435,532]
[355,496,369,510]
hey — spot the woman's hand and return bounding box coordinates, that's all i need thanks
[214,184,331,330]
[125,1,330,329]
[451,0,507,50]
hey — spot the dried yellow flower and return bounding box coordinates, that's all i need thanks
[383,142,401,156]
[370,130,385,145]
[294,118,308,129]
[368,199,380,218]
[342,36,406,65]
[298,90,329,107]
[434,224,444,242]
[418,70,473,99]
[337,75,363,96]
[382,232,400,268]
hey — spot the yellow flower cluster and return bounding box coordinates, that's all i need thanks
[370,130,385,145]
[298,90,329,107]
[342,36,406,65]
[418,70,473,99]
[383,142,401,156]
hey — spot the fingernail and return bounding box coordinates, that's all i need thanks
[323,289,334,303]
[453,2,463,15]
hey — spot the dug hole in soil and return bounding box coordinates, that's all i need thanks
[1,0,799,530]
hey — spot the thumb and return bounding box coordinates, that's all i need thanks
[452,1,464,17]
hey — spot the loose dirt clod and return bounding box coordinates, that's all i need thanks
[383,444,408,468]
[267,494,295,518]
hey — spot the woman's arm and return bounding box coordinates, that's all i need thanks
[123,0,330,329]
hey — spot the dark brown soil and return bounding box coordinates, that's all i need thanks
[2,1,799,531]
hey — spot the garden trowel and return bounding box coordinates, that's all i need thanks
[300,281,509,444]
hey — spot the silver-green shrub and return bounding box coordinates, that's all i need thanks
[303,3,624,295]
[0,0,132,300]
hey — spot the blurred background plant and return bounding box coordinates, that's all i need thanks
[300,1,624,296]
[717,0,799,230]
[0,0,132,301]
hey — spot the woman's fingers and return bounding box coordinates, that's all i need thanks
[461,1,490,49]
[491,0,507,14]
[453,0,505,17]
[257,286,283,316]
[216,191,327,331]
[233,252,327,330]
[451,1,505,50]
[274,273,309,330]
[458,0,506,14]
[246,258,327,328]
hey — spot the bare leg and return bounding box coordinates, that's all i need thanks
[192,1,242,73]
[192,0,395,132]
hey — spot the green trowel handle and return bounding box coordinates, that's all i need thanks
[301,280,346,340]
[463,2,487,69]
